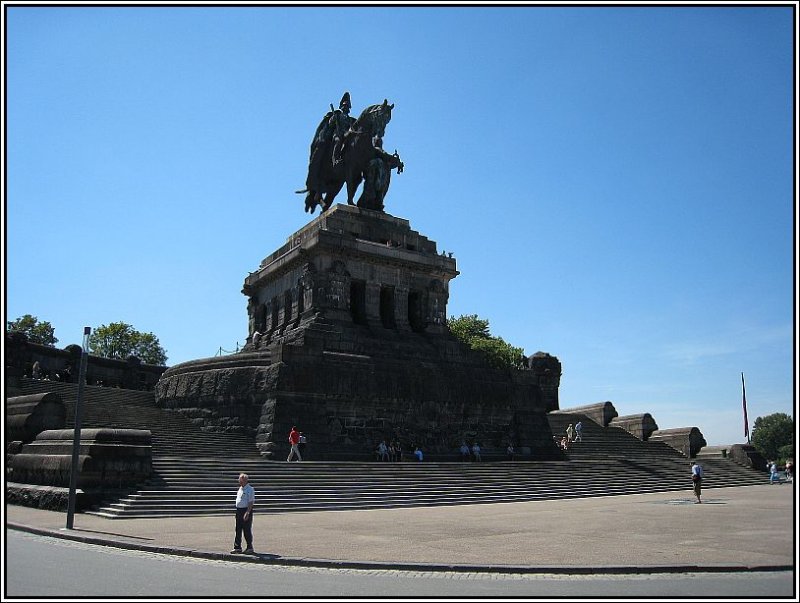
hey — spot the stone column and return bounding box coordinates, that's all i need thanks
[365,282,383,330]
[394,286,411,331]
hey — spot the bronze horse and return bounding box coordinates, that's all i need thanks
[299,99,395,213]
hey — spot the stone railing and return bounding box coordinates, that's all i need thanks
[609,413,659,441]
[557,401,618,427]
[9,428,152,488]
[649,427,707,458]
[5,392,66,444]
[728,443,768,472]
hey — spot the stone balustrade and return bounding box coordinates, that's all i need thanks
[9,428,152,488]
[609,413,659,440]
[557,402,618,427]
[5,392,66,443]
[649,427,707,458]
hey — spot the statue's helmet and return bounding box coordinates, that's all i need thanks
[339,92,352,112]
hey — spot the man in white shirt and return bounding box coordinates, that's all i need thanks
[231,473,255,554]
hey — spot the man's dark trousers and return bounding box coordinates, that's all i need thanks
[234,508,253,550]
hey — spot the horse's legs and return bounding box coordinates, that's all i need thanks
[304,192,317,214]
[323,182,345,211]
[346,176,361,206]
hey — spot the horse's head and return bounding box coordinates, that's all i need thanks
[356,100,394,137]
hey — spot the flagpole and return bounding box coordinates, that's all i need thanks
[741,372,751,445]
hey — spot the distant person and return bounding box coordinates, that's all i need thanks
[471,442,481,462]
[287,426,302,462]
[560,436,569,451]
[252,330,263,348]
[566,423,575,443]
[31,360,41,379]
[460,442,470,462]
[769,461,780,484]
[574,421,583,442]
[506,443,515,460]
[231,473,255,554]
[298,432,307,459]
[377,440,389,462]
[414,447,423,462]
[691,461,703,503]
[785,460,793,483]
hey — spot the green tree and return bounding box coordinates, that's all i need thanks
[447,314,525,370]
[752,413,794,462]
[6,314,59,346]
[89,322,168,365]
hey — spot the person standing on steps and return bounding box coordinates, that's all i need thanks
[691,461,704,503]
[574,421,583,442]
[287,426,303,462]
[231,473,255,554]
[566,423,575,443]
[471,442,482,462]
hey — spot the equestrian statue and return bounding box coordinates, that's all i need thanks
[297,92,404,214]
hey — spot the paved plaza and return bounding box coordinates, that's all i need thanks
[5,483,794,573]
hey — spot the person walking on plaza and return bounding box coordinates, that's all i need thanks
[769,461,780,484]
[691,461,703,503]
[231,473,255,554]
[287,426,302,462]
[574,421,583,442]
[785,459,794,483]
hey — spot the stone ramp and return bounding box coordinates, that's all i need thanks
[12,378,262,460]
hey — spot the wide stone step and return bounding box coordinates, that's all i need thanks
[89,483,700,518]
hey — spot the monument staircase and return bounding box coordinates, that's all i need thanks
[9,379,767,518]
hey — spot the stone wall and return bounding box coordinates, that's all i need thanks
[5,332,166,391]
[157,334,562,460]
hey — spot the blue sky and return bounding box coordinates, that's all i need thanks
[4,5,796,446]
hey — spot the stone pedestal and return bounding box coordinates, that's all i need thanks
[155,205,562,460]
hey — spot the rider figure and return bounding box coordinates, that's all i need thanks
[306,92,355,209]
[331,92,354,166]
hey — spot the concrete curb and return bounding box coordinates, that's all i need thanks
[8,523,791,575]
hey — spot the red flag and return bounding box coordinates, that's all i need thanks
[742,373,750,443]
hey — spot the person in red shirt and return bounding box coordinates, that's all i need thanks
[287,426,302,462]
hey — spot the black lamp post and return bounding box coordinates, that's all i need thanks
[66,326,91,530]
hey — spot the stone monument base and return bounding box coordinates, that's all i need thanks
[156,206,563,460]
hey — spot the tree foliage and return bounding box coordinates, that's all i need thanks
[752,413,794,462]
[447,314,525,370]
[89,322,168,365]
[7,314,59,346]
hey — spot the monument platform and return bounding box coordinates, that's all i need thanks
[155,205,563,460]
